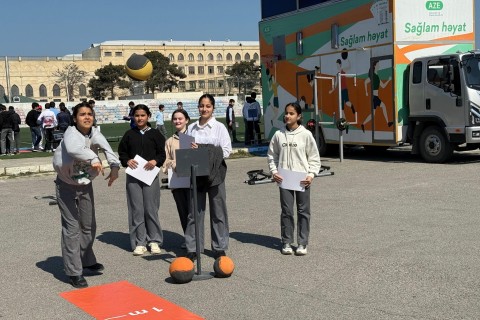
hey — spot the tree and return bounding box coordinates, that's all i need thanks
[225,60,261,95]
[52,64,87,101]
[88,63,130,100]
[143,51,186,93]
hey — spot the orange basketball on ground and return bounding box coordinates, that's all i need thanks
[169,257,195,284]
[213,256,235,278]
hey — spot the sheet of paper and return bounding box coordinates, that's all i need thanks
[179,132,195,149]
[278,167,306,192]
[125,155,160,186]
[168,168,190,189]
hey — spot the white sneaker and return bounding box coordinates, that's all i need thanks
[133,245,147,256]
[149,242,161,255]
[295,245,307,256]
[281,243,293,255]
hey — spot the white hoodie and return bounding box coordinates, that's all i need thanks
[267,125,321,178]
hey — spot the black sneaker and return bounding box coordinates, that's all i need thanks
[69,275,88,288]
[83,263,104,272]
[186,252,197,262]
[213,250,226,259]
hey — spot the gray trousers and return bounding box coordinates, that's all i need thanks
[279,187,311,246]
[172,188,190,233]
[0,128,14,154]
[185,181,229,253]
[56,178,97,276]
[156,125,167,138]
[126,175,163,250]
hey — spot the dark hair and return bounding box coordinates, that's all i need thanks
[0,105,6,111]
[32,102,39,109]
[177,101,183,106]
[198,93,215,107]
[285,102,303,125]
[45,103,51,109]
[88,99,95,105]
[133,104,151,117]
[72,101,94,118]
[158,104,165,110]
[171,109,190,122]
[60,104,67,112]
[8,106,14,111]
[128,101,135,106]
[336,59,342,65]
[49,101,56,108]
[251,92,257,99]
[229,99,235,103]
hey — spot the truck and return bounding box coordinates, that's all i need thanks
[258,0,478,162]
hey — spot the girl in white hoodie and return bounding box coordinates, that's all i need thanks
[267,102,321,256]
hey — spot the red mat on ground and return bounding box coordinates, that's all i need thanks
[60,280,203,320]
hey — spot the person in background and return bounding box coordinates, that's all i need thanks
[185,93,232,261]
[9,106,21,154]
[0,104,14,155]
[26,102,42,151]
[57,102,72,133]
[225,99,239,143]
[176,101,183,110]
[88,99,97,127]
[52,101,120,288]
[50,101,60,116]
[162,109,191,249]
[123,101,136,128]
[118,104,166,256]
[267,102,321,256]
[37,102,57,152]
[243,92,262,145]
[155,104,167,138]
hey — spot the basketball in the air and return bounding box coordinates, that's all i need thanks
[213,256,235,278]
[125,53,153,81]
[169,257,195,284]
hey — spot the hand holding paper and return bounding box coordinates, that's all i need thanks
[125,155,160,186]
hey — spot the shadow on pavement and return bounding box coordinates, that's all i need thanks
[97,231,131,252]
[36,256,66,283]
[230,231,279,250]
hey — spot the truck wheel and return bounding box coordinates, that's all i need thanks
[419,126,453,163]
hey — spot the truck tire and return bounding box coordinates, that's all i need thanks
[419,126,453,163]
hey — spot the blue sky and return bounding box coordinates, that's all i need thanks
[3,0,479,56]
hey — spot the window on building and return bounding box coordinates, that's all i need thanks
[115,52,122,57]
[197,53,204,61]
[53,84,61,97]
[198,66,204,74]
[207,53,214,61]
[188,66,195,74]
[104,51,112,57]
[245,53,251,60]
[179,81,185,91]
[208,66,214,74]
[199,80,205,89]
[189,81,196,90]
[188,53,194,61]
[217,66,224,74]
[218,80,224,88]
[235,53,241,61]
[25,85,34,97]
[11,85,19,97]
[178,53,184,61]
[39,84,47,97]
[226,53,232,61]
[208,80,215,89]
[168,53,175,61]
[217,53,223,61]
[253,53,259,61]
[79,84,87,96]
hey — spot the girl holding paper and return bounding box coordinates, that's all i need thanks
[162,109,191,247]
[267,102,321,256]
[118,104,166,256]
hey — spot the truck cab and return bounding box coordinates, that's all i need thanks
[408,52,480,162]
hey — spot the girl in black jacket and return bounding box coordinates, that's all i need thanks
[118,104,166,256]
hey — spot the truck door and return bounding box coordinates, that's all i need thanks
[424,59,464,129]
[365,57,395,144]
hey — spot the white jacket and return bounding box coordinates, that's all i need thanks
[267,125,321,178]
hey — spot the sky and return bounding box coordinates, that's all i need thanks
[2,0,480,57]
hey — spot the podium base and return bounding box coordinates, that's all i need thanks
[193,272,214,281]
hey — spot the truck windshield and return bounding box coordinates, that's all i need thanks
[463,55,480,89]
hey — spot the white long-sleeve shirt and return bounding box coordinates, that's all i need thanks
[187,117,232,158]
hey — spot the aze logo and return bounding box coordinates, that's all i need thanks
[425,1,443,10]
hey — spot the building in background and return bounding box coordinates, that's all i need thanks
[0,40,260,102]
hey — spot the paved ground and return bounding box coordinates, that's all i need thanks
[1,148,480,319]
